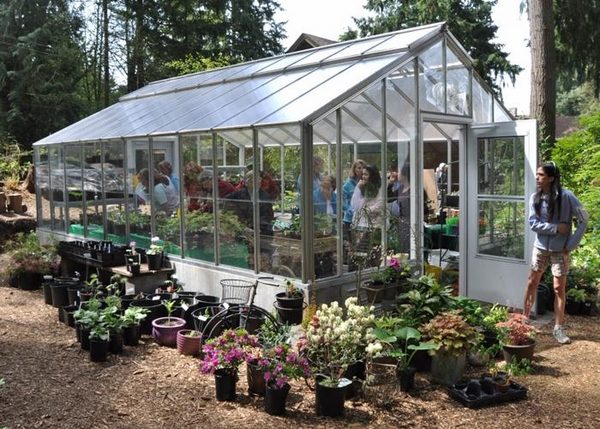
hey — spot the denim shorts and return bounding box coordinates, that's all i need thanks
[531,247,570,277]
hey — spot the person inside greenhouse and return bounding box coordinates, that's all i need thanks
[522,161,588,344]
[223,170,274,235]
[342,159,365,231]
[196,169,235,212]
[158,160,180,193]
[136,168,179,216]
[313,175,336,216]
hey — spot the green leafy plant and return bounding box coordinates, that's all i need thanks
[566,288,587,303]
[283,279,303,298]
[89,324,110,342]
[420,311,481,356]
[372,326,438,370]
[146,236,164,255]
[3,232,60,278]
[481,304,509,332]
[452,296,485,328]
[106,275,126,296]
[122,306,149,327]
[257,317,292,349]
[162,299,178,319]
[504,356,534,376]
[397,275,455,326]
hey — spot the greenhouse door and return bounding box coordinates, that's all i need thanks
[466,120,537,309]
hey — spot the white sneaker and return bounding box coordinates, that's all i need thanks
[553,326,571,344]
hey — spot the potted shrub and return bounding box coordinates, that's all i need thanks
[101,295,124,354]
[151,300,186,347]
[199,328,260,401]
[420,311,481,386]
[73,298,102,351]
[495,313,538,363]
[146,236,164,270]
[252,344,311,416]
[372,326,437,391]
[566,288,587,315]
[121,306,149,346]
[301,297,381,417]
[274,279,305,325]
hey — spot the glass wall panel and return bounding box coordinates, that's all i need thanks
[494,99,512,122]
[478,137,525,196]
[472,77,492,123]
[312,113,339,279]
[477,136,525,260]
[151,137,180,255]
[446,47,470,116]
[386,64,416,257]
[49,146,65,231]
[36,146,52,229]
[182,134,214,262]
[418,41,444,113]
[82,142,105,240]
[216,133,251,269]
[341,81,385,274]
[128,139,151,248]
[64,145,84,237]
[103,141,127,245]
[258,126,301,278]
[477,201,525,259]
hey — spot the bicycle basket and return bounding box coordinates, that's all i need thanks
[220,279,255,305]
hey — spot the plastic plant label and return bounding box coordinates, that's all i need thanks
[198,315,208,322]
[222,303,229,310]
[152,295,161,301]
[181,303,189,311]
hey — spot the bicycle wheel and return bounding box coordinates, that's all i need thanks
[202,305,242,340]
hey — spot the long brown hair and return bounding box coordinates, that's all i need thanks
[533,162,562,220]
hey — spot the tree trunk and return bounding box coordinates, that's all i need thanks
[24,164,35,194]
[103,0,110,107]
[529,0,556,157]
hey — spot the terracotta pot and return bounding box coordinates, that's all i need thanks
[176,329,202,356]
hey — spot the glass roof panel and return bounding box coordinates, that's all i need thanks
[365,25,442,55]
[216,61,355,127]
[418,40,444,113]
[259,54,402,125]
[324,36,393,62]
[182,68,321,131]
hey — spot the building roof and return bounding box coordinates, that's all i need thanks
[33,22,508,146]
[286,33,337,53]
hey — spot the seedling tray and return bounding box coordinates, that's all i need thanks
[447,379,527,409]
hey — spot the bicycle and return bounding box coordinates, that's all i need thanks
[200,276,281,341]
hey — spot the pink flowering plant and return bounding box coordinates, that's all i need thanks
[249,344,311,389]
[199,329,259,375]
[495,313,538,346]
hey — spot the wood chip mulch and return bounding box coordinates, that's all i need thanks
[1,284,600,429]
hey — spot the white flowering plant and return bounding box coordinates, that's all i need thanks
[299,297,381,387]
[146,236,164,255]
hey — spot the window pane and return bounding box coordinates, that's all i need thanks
[446,47,470,116]
[49,146,65,232]
[478,137,525,195]
[129,139,151,247]
[182,134,214,262]
[478,201,525,259]
[419,41,444,113]
[104,141,127,245]
[36,146,52,229]
[64,145,84,238]
[472,77,492,123]
[83,142,105,240]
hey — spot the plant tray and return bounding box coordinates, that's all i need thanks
[447,379,527,409]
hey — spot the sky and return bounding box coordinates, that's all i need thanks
[275,0,531,116]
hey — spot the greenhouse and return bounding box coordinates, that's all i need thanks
[33,22,538,309]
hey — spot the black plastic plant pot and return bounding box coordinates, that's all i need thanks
[17,271,43,291]
[42,277,54,305]
[122,325,141,346]
[315,378,351,418]
[275,292,304,309]
[62,305,78,328]
[130,299,167,335]
[274,301,306,326]
[265,383,290,416]
[214,369,237,401]
[565,299,582,315]
[109,330,124,354]
[398,366,417,392]
[89,338,109,362]
[146,253,163,271]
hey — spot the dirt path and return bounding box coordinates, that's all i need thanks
[1,284,599,429]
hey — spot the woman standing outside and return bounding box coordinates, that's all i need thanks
[523,162,588,344]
